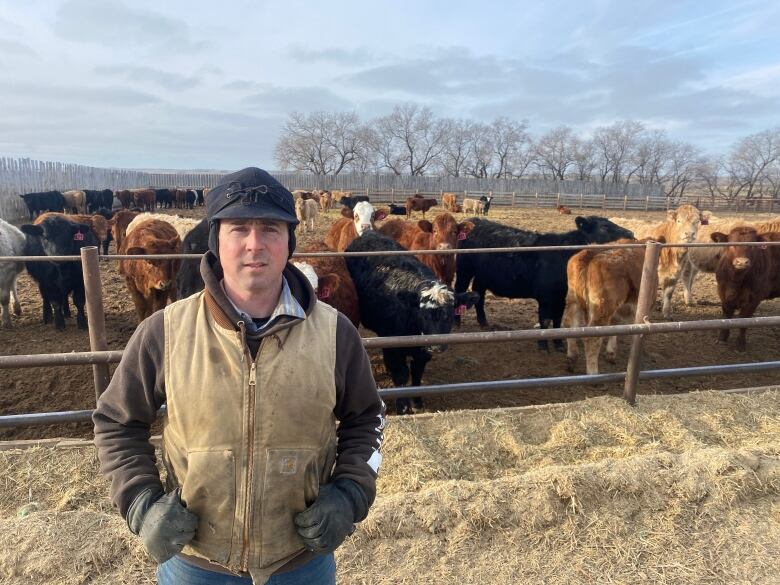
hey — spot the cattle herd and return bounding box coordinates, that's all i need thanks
[1,187,780,415]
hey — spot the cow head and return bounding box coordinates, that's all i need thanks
[711,227,761,272]
[344,201,387,236]
[419,214,475,251]
[126,236,181,291]
[666,204,701,243]
[575,216,634,243]
[417,282,479,353]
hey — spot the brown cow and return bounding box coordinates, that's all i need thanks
[115,190,134,209]
[405,196,437,219]
[442,193,458,212]
[34,212,111,255]
[132,189,156,211]
[557,204,572,215]
[119,219,181,322]
[711,227,780,351]
[319,190,333,212]
[294,241,361,327]
[563,238,663,374]
[109,209,140,253]
[324,201,388,251]
[173,188,188,209]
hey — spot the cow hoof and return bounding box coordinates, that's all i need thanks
[565,358,576,373]
[77,318,88,330]
[605,352,617,364]
[554,341,565,353]
[2,321,11,330]
[537,342,550,352]
[13,305,21,316]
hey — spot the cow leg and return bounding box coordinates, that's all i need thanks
[550,302,566,352]
[536,303,552,351]
[563,298,583,371]
[102,239,110,255]
[718,303,735,343]
[661,277,675,319]
[39,285,53,324]
[0,287,11,328]
[383,349,412,415]
[680,259,697,306]
[474,283,489,328]
[11,276,21,316]
[735,302,759,352]
[127,281,148,323]
[72,287,88,330]
[409,349,432,411]
[51,297,66,330]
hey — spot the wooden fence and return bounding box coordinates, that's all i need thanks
[2,156,777,222]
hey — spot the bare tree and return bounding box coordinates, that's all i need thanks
[570,137,597,181]
[659,141,701,203]
[534,126,576,180]
[491,117,529,179]
[630,130,668,185]
[369,104,450,176]
[274,111,364,175]
[592,120,645,183]
[439,118,473,177]
[728,128,780,200]
[465,122,493,178]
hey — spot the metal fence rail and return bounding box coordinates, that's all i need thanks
[1,235,780,429]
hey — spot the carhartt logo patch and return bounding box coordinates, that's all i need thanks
[280,456,298,474]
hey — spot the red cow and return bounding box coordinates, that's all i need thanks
[405,196,437,219]
[115,190,134,209]
[109,209,140,253]
[132,189,156,212]
[711,227,780,351]
[379,213,474,285]
[296,242,361,327]
[119,219,181,322]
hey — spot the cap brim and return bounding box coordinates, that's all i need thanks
[212,204,299,225]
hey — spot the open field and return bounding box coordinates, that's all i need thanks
[1,204,779,439]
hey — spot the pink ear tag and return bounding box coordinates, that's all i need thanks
[454,304,466,316]
[457,231,467,241]
[74,231,85,241]
[318,286,331,299]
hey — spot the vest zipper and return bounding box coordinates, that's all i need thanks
[237,321,256,571]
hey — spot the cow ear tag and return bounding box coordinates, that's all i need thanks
[454,304,466,316]
[457,231,467,241]
[318,286,331,299]
[74,231,85,241]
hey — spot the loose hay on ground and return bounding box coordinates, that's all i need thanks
[2,391,780,584]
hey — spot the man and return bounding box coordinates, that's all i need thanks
[93,167,385,584]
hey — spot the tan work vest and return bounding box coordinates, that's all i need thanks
[162,292,338,582]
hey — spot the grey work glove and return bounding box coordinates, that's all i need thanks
[126,487,199,564]
[294,480,364,554]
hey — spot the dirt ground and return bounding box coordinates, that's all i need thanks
[1,203,779,440]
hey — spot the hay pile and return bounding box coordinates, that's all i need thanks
[2,391,780,584]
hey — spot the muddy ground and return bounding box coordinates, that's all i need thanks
[1,203,778,440]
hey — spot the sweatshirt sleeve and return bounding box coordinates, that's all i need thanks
[92,311,167,517]
[332,312,385,518]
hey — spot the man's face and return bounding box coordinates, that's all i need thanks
[218,218,289,295]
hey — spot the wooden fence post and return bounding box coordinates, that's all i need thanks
[556,193,561,208]
[81,247,111,401]
[580,192,584,210]
[623,240,662,405]
[623,195,628,211]
[645,196,649,212]
[511,192,516,207]
[391,188,394,204]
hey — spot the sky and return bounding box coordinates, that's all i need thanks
[0,0,778,170]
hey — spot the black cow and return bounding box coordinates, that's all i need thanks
[84,189,114,213]
[346,231,478,415]
[152,188,173,209]
[176,218,208,299]
[19,191,66,220]
[479,195,494,215]
[388,203,407,216]
[195,189,205,207]
[185,190,197,210]
[455,216,633,350]
[339,195,370,210]
[20,215,98,330]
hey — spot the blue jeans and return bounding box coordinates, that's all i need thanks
[156,554,336,585]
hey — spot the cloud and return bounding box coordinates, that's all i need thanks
[94,65,201,90]
[0,38,36,57]
[239,84,353,115]
[53,0,206,52]
[288,46,375,65]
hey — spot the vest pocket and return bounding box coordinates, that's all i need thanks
[260,448,319,566]
[181,449,236,566]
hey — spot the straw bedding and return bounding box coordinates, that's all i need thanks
[2,390,779,584]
